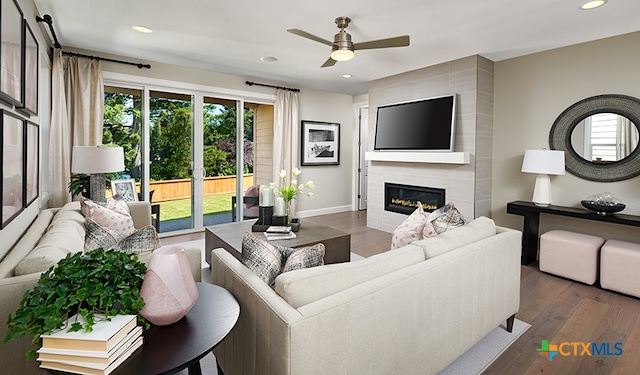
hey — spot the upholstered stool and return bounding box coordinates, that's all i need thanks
[600,239,640,298]
[539,230,605,285]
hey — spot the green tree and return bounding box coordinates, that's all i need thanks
[103,91,142,180]
[149,97,193,180]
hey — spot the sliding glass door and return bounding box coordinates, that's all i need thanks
[104,81,273,234]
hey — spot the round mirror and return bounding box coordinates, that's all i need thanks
[549,94,640,182]
[570,113,639,163]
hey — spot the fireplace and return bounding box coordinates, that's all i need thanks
[384,183,445,215]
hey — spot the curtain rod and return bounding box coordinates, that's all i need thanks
[36,14,151,69]
[245,81,300,92]
[61,50,151,69]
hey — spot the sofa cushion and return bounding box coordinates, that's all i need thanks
[14,205,86,276]
[81,197,136,240]
[275,244,425,308]
[0,209,55,278]
[241,232,324,288]
[391,202,428,249]
[411,216,496,259]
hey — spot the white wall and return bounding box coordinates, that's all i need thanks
[493,31,640,243]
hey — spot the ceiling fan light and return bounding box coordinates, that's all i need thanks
[331,49,354,61]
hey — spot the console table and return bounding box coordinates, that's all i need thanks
[507,200,640,265]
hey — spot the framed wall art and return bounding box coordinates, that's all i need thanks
[111,179,138,202]
[1,110,25,228]
[301,120,340,166]
[25,120,39,206]
[0,0,24,106]
[18,19,38,116]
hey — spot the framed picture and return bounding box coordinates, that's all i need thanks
[301,120,340,166]
[24,121,39,206]
[1,110,25,228]
[0,0,24,106]
[111,179,138,202]
[18,19,38,116]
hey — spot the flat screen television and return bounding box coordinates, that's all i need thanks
[373,94,456,152]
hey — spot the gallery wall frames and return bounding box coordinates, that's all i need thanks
[1,109,25,228]
[0,0,25,107]
[25,120,39,206]
[18,19,38,116]
[301,120,340,166]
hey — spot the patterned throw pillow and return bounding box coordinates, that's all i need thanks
[280,243,325,273]
[84,218,159,254]
[241,232,325,288]
[428,202,466,234]
[81,197,136,238]
[391,202,427,249]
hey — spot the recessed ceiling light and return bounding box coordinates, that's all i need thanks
[342,74,352,79]
[132,25,153,33]
[260,56,278,62]
[580,0,607,10]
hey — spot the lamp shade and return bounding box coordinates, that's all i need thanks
[521,149,565,175]
[72,146,125,174]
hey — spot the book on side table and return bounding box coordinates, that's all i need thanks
[37,314,143,375]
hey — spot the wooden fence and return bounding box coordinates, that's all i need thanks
[142,174,254,202]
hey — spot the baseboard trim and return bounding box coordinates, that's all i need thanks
[296,205,353,218]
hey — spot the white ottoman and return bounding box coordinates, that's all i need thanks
[600,239,640,298]
[539,230,605,285]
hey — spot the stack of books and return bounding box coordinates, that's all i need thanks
[37,314,143,375]
[264,226,296,240]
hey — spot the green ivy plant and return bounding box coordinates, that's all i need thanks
[3,248,148,359]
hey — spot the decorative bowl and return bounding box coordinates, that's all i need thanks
[581,200,626,216]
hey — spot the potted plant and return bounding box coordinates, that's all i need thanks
[3,248,148,359]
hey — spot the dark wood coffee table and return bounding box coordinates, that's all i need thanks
[113,283,238,375]
[205,219,351,267]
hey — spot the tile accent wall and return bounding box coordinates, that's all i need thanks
[366,55,494,233]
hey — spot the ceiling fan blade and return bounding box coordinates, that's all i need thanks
[353,35,410,50]
[287,29,333,47]
[321,57,337,68]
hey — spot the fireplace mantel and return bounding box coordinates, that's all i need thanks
[365,151,470,164]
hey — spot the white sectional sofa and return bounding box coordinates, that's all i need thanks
[210,216,522,375]
[0,201,202,375]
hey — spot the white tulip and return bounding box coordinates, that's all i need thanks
[292,167,302,177]
[307,192,314,198]
[305,181,315,189]
[280,170,287,179]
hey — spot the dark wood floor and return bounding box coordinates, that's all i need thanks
[306,211,640,375]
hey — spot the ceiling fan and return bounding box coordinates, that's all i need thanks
[287,16,410,68]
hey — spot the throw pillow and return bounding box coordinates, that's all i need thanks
[84,218,160,254]
[241,232,325,288]
[241,232,283,287]
[390,202,427,249]
[81,197,136,238]
[243,185,259,209]
[428,202,466,234]
[279,243,325,273]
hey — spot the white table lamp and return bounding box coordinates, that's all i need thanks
[72,146,125,201]
[521,149,565,206]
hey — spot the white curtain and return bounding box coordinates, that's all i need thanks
[48,49,104,207]
[273,89,299,217]
[273,89,299,181]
